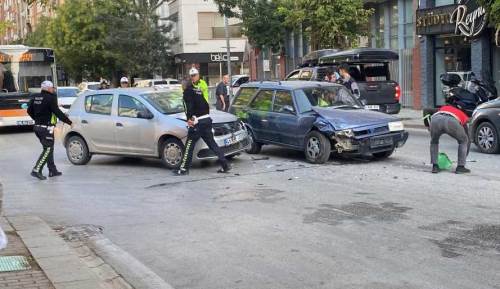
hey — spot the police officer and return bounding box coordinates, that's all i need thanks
[338,63,360,99]
[120,77,130,88]
[174,80,230,176]
[27,81,73,180]
[189,68,209,102]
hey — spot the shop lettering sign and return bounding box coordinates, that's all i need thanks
[416,0,487,37]
[451,0,487,37]
[210,53,239,62]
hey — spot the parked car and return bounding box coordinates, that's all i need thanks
[78,81,101,92]
[231,75,250,95]
[229,81,408,164]
[135,78,181,90]
[469,98,500,154]
[285,48,402,114]
[57,86,80,113]
[61,88,249,169]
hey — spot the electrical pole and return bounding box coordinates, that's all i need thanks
[224,15,233,98]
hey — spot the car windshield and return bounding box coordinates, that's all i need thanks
[57,88,79,98]
[87,84,100,90]
[141,90,185,115]
[299,86,361,109]
[153,80,168,85]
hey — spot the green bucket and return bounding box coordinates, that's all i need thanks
[437,152,453,170]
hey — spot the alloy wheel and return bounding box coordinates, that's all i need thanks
[306,137,321,159]
[68,140,84,161]
[478,126,495,150]
[164,142,182,166]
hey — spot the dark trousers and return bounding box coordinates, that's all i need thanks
[33,125,56,173]
[430,113,470,167]
[180,118,227,171]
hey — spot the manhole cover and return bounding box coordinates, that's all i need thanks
[0,256,31,272]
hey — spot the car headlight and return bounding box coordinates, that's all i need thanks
[335,129,354,138]
[388,121,404,132]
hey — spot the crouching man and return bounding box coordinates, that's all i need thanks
[429,102,470,174]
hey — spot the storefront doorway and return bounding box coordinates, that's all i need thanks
[434,35,471,105]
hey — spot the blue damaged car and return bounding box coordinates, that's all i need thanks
[228,81,409,164]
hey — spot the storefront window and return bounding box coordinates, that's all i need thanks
[404,0,414,49]
[493,46,500,93]
[435,0,455,6]
[390,2,398,49]
[434,36,471,105]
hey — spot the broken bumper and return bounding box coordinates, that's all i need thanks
[334,130,409,155]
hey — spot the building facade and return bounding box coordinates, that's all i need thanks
[0,0,63,45]
[163,0,248,85]
[415,0,500,108]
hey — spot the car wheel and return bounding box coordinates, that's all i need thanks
[161,138,184,169]
[475,122,499,154]
[245,129,262,154]
[66,135,92,165]
[304,131,331,164]
[372,149,394,160]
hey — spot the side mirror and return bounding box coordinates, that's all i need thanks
[282,105,295,114]
[138,110,154,119]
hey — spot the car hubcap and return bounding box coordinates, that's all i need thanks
[307,137,321,159]
[478,126,495,150]
[68,141,84,161]
[164,143,182,166]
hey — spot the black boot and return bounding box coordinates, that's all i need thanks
[49,171,63,177]
[31,171,47,180]
[455,166,471,174]
[431,164,440,174]
[217,162,232,173]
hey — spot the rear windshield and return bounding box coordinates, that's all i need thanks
[153,80,168,85]
[141,91,184,114]
[233,87,258,106]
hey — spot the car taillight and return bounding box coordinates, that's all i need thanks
[395,84,401,102]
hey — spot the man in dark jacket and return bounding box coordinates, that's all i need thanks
[338,63,360,99]
[174,80,230,176]
[215,74,230,111]
[27,81,73,180]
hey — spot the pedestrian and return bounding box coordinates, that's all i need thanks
[215,74,230,112]
[189,68,209,102]
[338,63,360,98]
[27,81,73,180]
[174,80,231,176]
[323,69,339,83]
[120,77,129,88]
[99,79,109,90]
[429,100,471,174]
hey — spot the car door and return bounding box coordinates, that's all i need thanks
[81,93,117,152]
[114,94,156,155]
[247,89,275,142]
[271,90,302,147]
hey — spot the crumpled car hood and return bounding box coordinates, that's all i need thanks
[312,107,399,130]
[173,110,238,124]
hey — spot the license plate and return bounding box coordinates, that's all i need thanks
[224,135,238,146]
[370,136,393,148]
[16,120,34,126]
[365,105,380,110]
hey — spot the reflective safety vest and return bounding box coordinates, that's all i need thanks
[193,79,209,102]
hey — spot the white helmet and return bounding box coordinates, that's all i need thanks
[189,68,199,76]
[120,77,129,83]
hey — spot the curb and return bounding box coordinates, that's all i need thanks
[7,215,106,289]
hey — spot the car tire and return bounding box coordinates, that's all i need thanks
[66,135,92,165]
[160,138,185,169]
[304,131,331,164]
[372,149,394,160]
[475,122,499,154]
[245,129,262,154]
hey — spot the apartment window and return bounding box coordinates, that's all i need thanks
[198,12,242,40]
[390,1,398,49]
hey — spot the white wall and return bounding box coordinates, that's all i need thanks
[173,0,246,54]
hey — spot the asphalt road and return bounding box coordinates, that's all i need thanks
[1,126,499,289]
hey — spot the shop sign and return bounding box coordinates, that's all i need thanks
[210,53,239,62]
[416,0,487,37]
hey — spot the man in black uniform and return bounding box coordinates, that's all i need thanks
[27,81,73,180]
[174,80,231,176]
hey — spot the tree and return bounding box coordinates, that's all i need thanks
[0,21,14,39]
[278,0,373,50]
[28,0,175,82]
[214,0,286,53]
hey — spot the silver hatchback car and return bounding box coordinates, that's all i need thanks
[61,88,249,169]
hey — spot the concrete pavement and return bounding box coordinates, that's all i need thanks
[1,118,500,289]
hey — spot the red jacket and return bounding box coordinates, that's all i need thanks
[439,105,469,126]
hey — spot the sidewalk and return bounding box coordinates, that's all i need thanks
[398,108,427,130]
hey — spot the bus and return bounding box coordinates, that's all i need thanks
[0,45,57,127]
